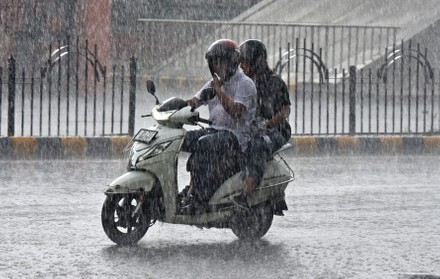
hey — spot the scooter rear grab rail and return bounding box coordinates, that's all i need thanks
[273,143,295,179]
[273,142,292,155]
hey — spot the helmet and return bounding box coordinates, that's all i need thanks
[205,39,240,81]
[239,39,268,76]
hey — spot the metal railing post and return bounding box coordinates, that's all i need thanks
[8,56,16,137]
[128,56,137,136]
[349,66,357,135]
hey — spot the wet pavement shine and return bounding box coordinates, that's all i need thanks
[0,154,439,278]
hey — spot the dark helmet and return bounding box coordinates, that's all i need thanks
[239,39,268,76]
[205,39,240,81]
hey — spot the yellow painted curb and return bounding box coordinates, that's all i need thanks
[293,136,317,154]
[423,136,440,153]
[336,136,360,153]
[10,137,38,158]
[159,76,170,86]
[111,136,131,157]
[60,137,86,157]
[175,76,186,88]
[193,77,205,88]
[288,82,296,93]
[380,136,404,153]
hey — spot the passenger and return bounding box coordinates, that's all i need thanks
[234,39,291,208]
[181,39,257,214]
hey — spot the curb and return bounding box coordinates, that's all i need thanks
[0,135,439,160]
[292,135,440,155]
[0,136,132,160]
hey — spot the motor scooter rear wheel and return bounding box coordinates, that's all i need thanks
[101,194,152,245]
[230,202,273,241]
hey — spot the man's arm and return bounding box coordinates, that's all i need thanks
[186,81,212,109]
[211,78,246,119]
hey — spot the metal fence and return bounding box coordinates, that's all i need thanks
[0,39,136,137]
[283,40,440,135]
[2,35,440,137]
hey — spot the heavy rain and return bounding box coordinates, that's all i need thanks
[1,0,440,278]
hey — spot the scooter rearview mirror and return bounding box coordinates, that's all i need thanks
[146,80,156,95]
[146,80,160,105]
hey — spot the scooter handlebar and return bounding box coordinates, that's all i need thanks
[188,116,212,125]
[197,118,212,125]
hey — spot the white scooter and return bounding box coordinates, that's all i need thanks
[101,80,294,245]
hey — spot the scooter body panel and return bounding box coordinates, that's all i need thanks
[106,171,156,194]
[131,126,185,223]
[171,210,234,226]
[209,159,292,206]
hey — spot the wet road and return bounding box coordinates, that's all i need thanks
[0,154,439,278]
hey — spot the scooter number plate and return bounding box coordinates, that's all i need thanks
[133,129,157,144]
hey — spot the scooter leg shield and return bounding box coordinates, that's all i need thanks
[105,171,156,194]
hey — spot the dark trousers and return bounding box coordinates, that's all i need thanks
[182,129,243,202]
[244,129,289,186]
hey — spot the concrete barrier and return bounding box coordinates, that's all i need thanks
[293,135,440,155]
[0,136,132,160]
[1,135,439,160]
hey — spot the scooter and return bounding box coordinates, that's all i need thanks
[101,80,294,245]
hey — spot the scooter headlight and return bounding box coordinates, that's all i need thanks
[137,141,172,163]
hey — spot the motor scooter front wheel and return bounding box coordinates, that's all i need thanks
[230,202,273,241]
[101,194,152,245]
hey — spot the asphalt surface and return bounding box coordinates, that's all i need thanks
[0,153,439,278]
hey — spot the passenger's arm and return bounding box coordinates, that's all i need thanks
[266,105,290,129]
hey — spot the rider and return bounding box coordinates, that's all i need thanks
[181,39,257,213]
[234,39,291,208]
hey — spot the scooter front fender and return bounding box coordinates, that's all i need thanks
[105,171,156,194]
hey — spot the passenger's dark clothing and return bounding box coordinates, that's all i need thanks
[245,70,291,186]
[255,71,291,140]
[245,129,287,184]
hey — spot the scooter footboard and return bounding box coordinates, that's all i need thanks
[105,171,156,194]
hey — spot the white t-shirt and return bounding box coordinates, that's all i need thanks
[194,69,257,152]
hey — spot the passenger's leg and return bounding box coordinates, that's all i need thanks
[244,136,270,192]
[243,130,288,193]
[235,131,290,208]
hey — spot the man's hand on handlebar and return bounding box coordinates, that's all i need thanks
[186,97,199,110]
